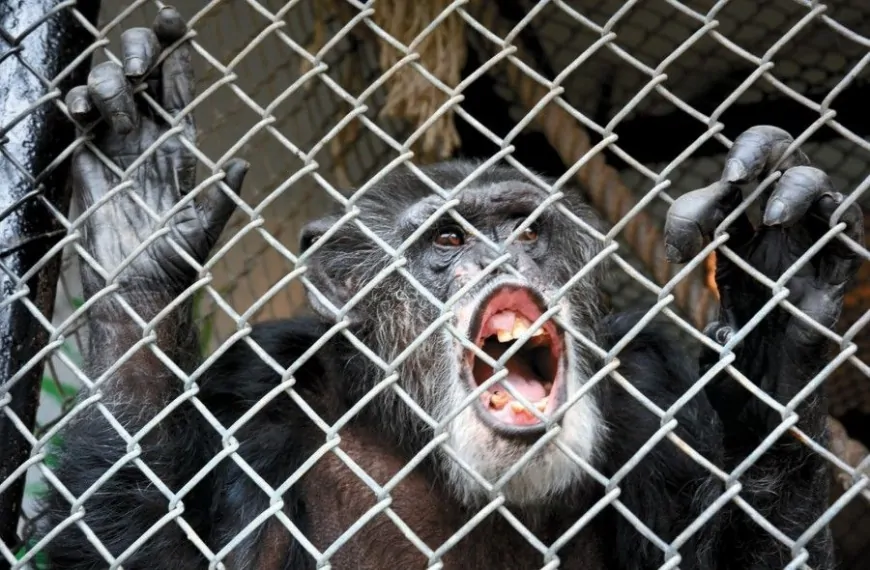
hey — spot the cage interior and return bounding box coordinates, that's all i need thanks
[3,0,869,567]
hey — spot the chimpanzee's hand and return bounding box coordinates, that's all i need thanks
[67,7,248,299]
[663,126,864,418]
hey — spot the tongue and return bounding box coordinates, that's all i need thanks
[473,342,548,401]
[502,367,548,401]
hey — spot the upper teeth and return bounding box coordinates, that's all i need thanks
[496,315,545,343]
[509,397,549,415]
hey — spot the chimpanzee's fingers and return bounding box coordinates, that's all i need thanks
[784,195,862,348]
[198,158,249,247]
[762,165,863,285]
[149,7,196,141]
[65,85,95,125]
[153,6,187,45]
[86,61,139,136]
[721,125,810,184]
[761,166,833,228]
[813,193,864,287]
[120,27,161,79]
[664,180,743,263]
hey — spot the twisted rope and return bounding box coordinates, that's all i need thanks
[473,3,719,329]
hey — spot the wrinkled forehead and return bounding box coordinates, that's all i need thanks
[400,180,554,229]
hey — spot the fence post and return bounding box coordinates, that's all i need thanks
[0,0,101,561]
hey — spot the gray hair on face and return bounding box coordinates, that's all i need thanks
[365,275,607,508]
[312,163,611,507]
[436,300,605,508]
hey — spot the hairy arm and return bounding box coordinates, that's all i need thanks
[601,307,833,570]
[602,126,861,570]
[664,125,864,569]
[597,313,723,570]
[35,8,248,568]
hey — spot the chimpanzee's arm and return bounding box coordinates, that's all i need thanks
[664,125,864,568]
[34,8,248,568]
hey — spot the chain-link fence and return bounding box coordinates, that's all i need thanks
[2,0,870,568]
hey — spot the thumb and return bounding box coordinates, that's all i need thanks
[199,157,249,246]
[71,147,114,215]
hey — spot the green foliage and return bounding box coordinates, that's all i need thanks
[192,288,217,356]
[15,540,49,570]
[40,375,76,407]
[34,375,76,473]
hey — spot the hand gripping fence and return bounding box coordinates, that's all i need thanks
[1,1,870,569]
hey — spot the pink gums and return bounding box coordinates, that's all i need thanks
[467,287,564,426]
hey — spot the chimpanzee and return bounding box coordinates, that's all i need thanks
[33,7,863,570]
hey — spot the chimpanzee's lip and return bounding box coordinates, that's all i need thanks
[461,284,566,438]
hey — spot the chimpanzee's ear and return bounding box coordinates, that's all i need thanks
[299,217,332,253]
[299,216,359,324]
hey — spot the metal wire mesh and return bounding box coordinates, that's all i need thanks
[2,0,870,568]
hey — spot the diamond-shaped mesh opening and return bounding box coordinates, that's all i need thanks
[2,0,870,568]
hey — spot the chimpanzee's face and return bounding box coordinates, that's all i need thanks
[302,162,607,506]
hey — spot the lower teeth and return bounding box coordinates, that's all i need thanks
[490,391,510,410]
[490,392,548,413]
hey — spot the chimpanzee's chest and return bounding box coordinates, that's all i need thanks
[297,428,605,569]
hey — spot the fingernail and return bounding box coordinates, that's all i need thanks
[233,159,250,173]
[715,327,733,344]
[665,243,683,263]
[125,57,146,77]
[722,159,747,183]
[763,199,787,226]
[155,7,186,43]
[70,99,89,115]
[227,160,250,190]
[114,113,134,135]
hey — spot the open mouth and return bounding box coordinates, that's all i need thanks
[465,285,565,434]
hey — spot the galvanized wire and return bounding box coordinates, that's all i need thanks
[2,0,870,568]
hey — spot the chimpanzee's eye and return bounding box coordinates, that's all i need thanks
[434,226,465,247]
[516,221,539,243]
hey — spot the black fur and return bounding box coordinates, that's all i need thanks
[34,309,830,569]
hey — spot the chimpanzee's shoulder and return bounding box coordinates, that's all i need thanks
[598,310,708,417]
[196,315,339,409]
